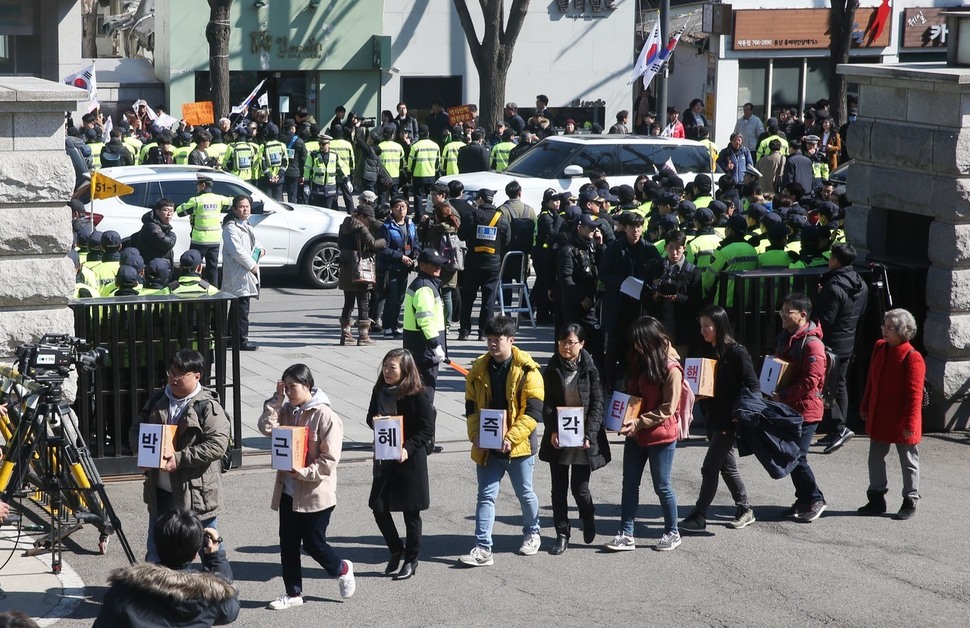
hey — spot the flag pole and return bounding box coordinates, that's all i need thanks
[657,0,670,118]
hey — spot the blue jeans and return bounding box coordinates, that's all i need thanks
[790,422,824,505]
[474,454,539,549]
[620,439,678,536]
[146,488,217,563]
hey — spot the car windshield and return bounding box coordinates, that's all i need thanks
[504,140,575,178]
[617,144,711,176]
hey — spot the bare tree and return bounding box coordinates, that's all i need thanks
[81,0,98,58]
[828,0,860,127]
[206,0,232,118]
[452,0,531,131]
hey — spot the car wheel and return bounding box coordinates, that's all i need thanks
[302,240,340,289]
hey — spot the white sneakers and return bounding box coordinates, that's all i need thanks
[267,559,355,610]
[268,594,304,610]
[518,533,541,556]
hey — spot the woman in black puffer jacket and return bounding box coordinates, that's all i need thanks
[538,323,611,555]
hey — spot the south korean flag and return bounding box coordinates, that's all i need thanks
[63,64,99,111]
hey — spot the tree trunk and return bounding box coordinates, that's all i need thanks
[207,0,233,118]
[453,0,531,131]
[81,0,98,58]
[828,0,860,128]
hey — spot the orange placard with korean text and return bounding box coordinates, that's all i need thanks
[182,101,215,126]
[448,105,476,126]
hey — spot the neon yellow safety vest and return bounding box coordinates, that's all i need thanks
[442,141,463,176]
[330,139,355,177]
[176,191,233,245]
[693,195,713,209]
[378,141,404,179]
[75,282,100,298]
[706,239,760,306]
[92,260,120,288]
[489,141,515,173]
[259,140,289,178]
[89,142,105,169]
[756,135,789,162]
[123,136,143,157]
[304,151,339,190]
[168,276,219,296]
[137,141,157,165]
[206,142,230,166]
[173,143,196,165]
[408,138,441,178]
[812,160,830,181]
[139,286,171,296]
[223,142,257,180]
[304,140,320,155]
[403,279,445,341]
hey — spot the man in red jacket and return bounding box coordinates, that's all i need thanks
[773,293,827,523]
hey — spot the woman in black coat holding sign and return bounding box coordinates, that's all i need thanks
[539,324,610,555]
[366,348,435,580]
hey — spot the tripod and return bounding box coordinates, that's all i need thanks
[0,368,135,572]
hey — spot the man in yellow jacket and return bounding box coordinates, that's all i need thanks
[458,315,544,568]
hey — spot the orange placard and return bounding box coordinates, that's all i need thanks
[448,105,476,125]
[182,101,215,126]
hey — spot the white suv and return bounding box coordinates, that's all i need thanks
[438,134,715,208]
[74,165,345,288]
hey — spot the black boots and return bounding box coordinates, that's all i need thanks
[550,525,569,555]
[857,490,887,516]
[582,513,596,544]
[894,497,917,520]
[384,550,403,575]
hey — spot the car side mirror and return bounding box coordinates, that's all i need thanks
[252,201,265,214]
[563,164,584,177]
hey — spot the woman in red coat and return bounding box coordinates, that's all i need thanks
[858,308,925,520]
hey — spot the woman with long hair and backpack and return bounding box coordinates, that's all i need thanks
[605,316,683,553]
[679,305,760,535]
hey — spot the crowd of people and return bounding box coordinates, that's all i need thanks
[58,94,926,623]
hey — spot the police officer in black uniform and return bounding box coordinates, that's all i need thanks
[557,213,606,366]
[457,188,510,340]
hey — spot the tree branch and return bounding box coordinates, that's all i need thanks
[453,0,484,62]
[501,0,530,49]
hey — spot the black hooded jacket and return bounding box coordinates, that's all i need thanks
[94,551,239,627]
[815,265,869,358]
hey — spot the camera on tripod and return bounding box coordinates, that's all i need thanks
[15,334,106,383]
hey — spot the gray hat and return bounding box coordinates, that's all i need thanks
[197,174,214,184]
[803,134,821,145]
[318,132,333,141]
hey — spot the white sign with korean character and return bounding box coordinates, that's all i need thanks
[373,415,404,461]
[557,407,585,448]
[478,409,507,450]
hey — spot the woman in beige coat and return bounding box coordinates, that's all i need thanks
[258,364,356,611]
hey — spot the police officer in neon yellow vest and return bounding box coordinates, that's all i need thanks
[304,133,346,209]
[403,248,448,402]
[440,125,466,177]
[175,175,233,285]
[489,129,516,173]
[408,125,441,217]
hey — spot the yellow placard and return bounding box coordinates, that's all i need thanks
[182,101,215,126]
[91,171,134,200]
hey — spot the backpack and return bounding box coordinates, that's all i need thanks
[790,335,839,406]
[439,232,466,272]
[669,360,695,440]
[100,145,123,167]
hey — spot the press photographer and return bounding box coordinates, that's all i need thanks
[645,230,702,356]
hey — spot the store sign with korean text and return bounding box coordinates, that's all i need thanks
[902,8,951,48]
[250,30,324,59]
[732,8,892,51]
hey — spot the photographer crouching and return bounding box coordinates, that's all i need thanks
[94,508,238,626]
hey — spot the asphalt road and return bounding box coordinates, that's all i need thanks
[17,273,970,626]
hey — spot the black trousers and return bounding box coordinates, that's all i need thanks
[278,494,342,597]
[191,242,220,286]
[260,176,284,201]
[310,192,337,209]
[459,265,500,335]
[549,462,593,532]
[229,296,251,342]
[373,510,423,562]
[341,290,370,323]
[284,175,301,203]
[694,428,748,516]
[824,357,852,434]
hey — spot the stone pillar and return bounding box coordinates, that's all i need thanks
[0,78,86,358]
[839,62,970,431]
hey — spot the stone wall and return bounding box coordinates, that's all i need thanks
[0,77,86,358]
[840,62,970,431]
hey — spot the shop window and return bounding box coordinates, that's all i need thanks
[737,60,767,120]
[772,60,801,113]
[400,76,463,110]
[805,58,832,108]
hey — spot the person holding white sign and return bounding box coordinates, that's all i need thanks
[458,316,544,567]
[366,349,436,581]
[605,316,683,553]
[680,306,760,535]
[538,324,611,555]
[257,364,356,610]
